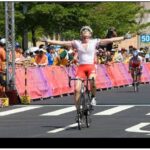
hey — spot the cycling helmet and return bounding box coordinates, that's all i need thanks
[133,50,139,57]
[80,26,93,34]
[0,38,6,44]
[0,38,6,47]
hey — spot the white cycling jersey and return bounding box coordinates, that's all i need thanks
[72,39,100,64]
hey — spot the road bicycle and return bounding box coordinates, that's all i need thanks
[132,67,140,92]
[68,75,94,130]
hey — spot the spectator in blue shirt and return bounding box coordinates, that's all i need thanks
[46,45,55,65]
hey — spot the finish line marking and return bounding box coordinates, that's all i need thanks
[16,104,150,107]
[40,106,76,116]
[94,105,134,115]
[0,106,42,116]
[47,123,78,133]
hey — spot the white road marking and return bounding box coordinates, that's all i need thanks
[125,122,150,134]
[0,106,42,116]
[16,104,150,107]
[145,112,150,115]
[40,106,76,116]
[94,105,134,115]
[47,123,78,133]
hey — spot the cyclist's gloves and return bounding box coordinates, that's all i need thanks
[124,33,132,39]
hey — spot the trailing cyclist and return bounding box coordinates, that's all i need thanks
[129,50,143,86]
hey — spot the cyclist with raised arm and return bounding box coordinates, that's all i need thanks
[129,50,143,85]
[41,26,131,118]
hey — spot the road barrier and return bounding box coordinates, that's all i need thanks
[14,62,150,102]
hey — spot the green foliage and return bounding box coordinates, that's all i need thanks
[61,30,79,40]
[88,2,142,37]
[0,2,5,37]
[0,2,149,47]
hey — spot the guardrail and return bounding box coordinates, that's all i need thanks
[15,62,150,101]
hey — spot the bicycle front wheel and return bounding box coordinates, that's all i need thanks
[77,112,82,130]
[133,82,137,92]
[77,94,85,130]
[85,112,91,128]
[84,93,92,128]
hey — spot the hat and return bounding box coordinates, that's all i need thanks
[46,45,54,51]
[0,38,6,44]
[39,48,47,53]
[15,42,21,48]
[133,50,139,57]
[139,50,144,54]
[54,45,61,51]
[29,47,39,52]
[111,49,116,52]
[60,50,67,58]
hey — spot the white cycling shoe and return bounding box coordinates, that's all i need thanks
[91,97,96,106]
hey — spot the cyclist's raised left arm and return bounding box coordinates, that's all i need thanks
[99,33,132,46]
[99,36,125,46]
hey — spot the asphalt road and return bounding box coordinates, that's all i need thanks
[1,84,150,139]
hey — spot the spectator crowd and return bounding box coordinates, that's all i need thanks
[1,26,150,68]
[0,37,150,68]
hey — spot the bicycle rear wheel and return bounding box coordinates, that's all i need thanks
[84,93,92,128]
[85,110,91,128]
[77,94,85,130]
[133,69,138,92]
[77,112,82,130]
[136,82,139,92]
[133,82,137,92]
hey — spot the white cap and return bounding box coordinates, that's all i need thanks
[39,48,47,53]
[0,38,6,44]
[137,49,140,53]
[111,49,116,52]
[29,47,39,52]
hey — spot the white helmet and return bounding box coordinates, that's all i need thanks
[133,50,139,57]
[0,38,6,44]
[80,26,93,34]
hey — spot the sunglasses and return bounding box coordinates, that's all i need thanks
[81,28,92,33]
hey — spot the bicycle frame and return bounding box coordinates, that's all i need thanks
[69,76,94,129]
[132,67,139,92]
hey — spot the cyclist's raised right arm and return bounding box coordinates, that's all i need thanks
[44,39,73,48]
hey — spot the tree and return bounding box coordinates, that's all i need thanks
[88,2,144,38]
[1,2,149,48]
[0,2,5,38]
